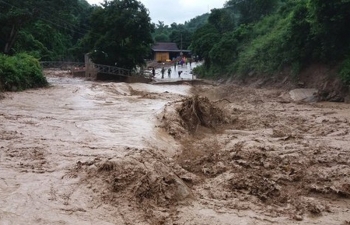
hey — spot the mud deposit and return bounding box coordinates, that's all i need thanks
[1,70,350,224]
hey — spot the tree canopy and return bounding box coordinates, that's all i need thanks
[82,0,154,69]
[0,0,92,60]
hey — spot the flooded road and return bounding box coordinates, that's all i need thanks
[1,70,350,225]
[151,61,202,81]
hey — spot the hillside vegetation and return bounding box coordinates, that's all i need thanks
[190,0,350,85]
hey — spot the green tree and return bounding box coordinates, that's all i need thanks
[209,33,238,67]
[15,20,75,60]
[184,13,210,32]
[87,0,154,69]
[308,0,350,61]
[0,0,33,54]
[169,29,192,50]
[0,0,82,55]
[286,1,312,65]
[155,21,169,33]
[225,0,278,24]
[152,21,171,42]
[154,33,170,42]
[190,24,220,67]
[208,8,235,34]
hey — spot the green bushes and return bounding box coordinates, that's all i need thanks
[0,53,48,91]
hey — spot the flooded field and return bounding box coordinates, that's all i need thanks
[0,70,349,224]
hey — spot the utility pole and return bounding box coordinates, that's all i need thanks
[180,33,183,56]
[181,33,182,50]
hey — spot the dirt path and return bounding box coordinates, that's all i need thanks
[0,70,350,224]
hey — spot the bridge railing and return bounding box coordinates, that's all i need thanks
[92,64,131,77]
[40,61,132,78]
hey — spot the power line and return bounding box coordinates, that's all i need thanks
[36,16,87,37]
[35,6,92,34]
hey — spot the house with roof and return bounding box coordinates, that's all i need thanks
[151,42,191,62]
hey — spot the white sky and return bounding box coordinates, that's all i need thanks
[86,0,227,25]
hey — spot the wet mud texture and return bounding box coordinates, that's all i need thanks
[158,95,232,139]
[1,70,350,224]
[173,84,350,224]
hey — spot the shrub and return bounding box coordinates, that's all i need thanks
[0,53,48,91]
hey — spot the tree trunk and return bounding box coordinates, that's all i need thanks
[4,25,19,54]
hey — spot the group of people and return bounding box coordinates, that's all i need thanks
[152,67,182,79]
[161,67,183,79]
[151,66,183,79]
[174,57,193,68]
[150,56,196,79]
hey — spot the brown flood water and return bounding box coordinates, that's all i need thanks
[0,70,350,225]
[0,71,189,224]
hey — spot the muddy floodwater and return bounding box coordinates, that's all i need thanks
[1,70,350,225]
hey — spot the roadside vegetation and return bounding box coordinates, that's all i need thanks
[0,53,47,91]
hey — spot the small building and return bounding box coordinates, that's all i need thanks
[151,42,191,62]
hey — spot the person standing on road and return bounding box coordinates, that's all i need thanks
[161,67,165,79]
[167,68,172,78]
[180,60,184,67]
[152,67,155,78]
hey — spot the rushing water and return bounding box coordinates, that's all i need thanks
[0,74,190,224]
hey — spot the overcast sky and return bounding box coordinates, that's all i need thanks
[86,0,227,25]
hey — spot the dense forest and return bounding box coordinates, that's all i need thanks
[189,0,350,85]
[1,0,350,91]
